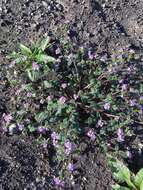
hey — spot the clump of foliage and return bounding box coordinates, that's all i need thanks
[108,155,143,190]
[2,36,143,186]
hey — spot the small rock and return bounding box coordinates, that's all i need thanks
[42,1,48,7]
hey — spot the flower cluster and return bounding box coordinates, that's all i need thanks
[87,129,96,141]
[51,132,59,147]
[32,62,40,71]
[65,140,73,155]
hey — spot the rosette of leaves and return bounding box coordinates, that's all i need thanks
[108,155,143,190]
[7,37,55,82]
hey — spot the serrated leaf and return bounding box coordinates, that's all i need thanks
[36,54,55,63]
[20,44,32,55]
[135,168,143,187]
[140,181,143,190]
[39,37,50,51]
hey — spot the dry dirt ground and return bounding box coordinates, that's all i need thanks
[0,0,143,189]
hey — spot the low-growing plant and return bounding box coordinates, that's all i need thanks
[3,37,143,186]
[108,155,143,190]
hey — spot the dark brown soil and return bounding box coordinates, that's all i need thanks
[72,144,113,190]
[0,136,113,190]
[0,134,53,190]
[0,0,143,189]
[1,0,143,56]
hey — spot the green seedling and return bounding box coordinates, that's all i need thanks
[108,155,143,190]
[7,37,55,81]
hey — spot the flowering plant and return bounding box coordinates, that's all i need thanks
[4,37,143,186]
[7,37,55,82]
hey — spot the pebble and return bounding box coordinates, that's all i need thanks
[42,1,48,7]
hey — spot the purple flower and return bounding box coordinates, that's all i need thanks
[87,129,96,140]
[53,139,58,147]
[121,84,127,91]
[32,62,40,71]
[130,99,137,106]
[15,89,21,96]
[127,67,132,72]
[53,177,65,187]
[18,124,25,131]
[67,163,74,172]
[58,96,67,104]
[27,92,33,97]
[51,132,59,147]
[65,141,73,155]
[3,113,13,123]
[97,120,104,127]
[73,94,79,100]
[61,83,67,89]
[51,131,59,140]
[46,95,52,101]
[88,50,94,60]
[117,128,124,142]
[37,126,47,133]
[104,102,110,110]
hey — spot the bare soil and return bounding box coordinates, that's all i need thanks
[0,0,143,189]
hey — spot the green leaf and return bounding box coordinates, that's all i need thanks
[35,112,48,123]
[36,54,55,63]
[108,155,136,189]
[115,160,136,189]
[39,37,50,51]
[27,70,39,82]
[9,79,18,85]
[7,51,17,59]
[135,168,143,187]
[112,184,130,190]
[43,81,52,88]
[20,44,32,55]
[15,57,26,64]
[140,181,143,190]
[27,125,35,132]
